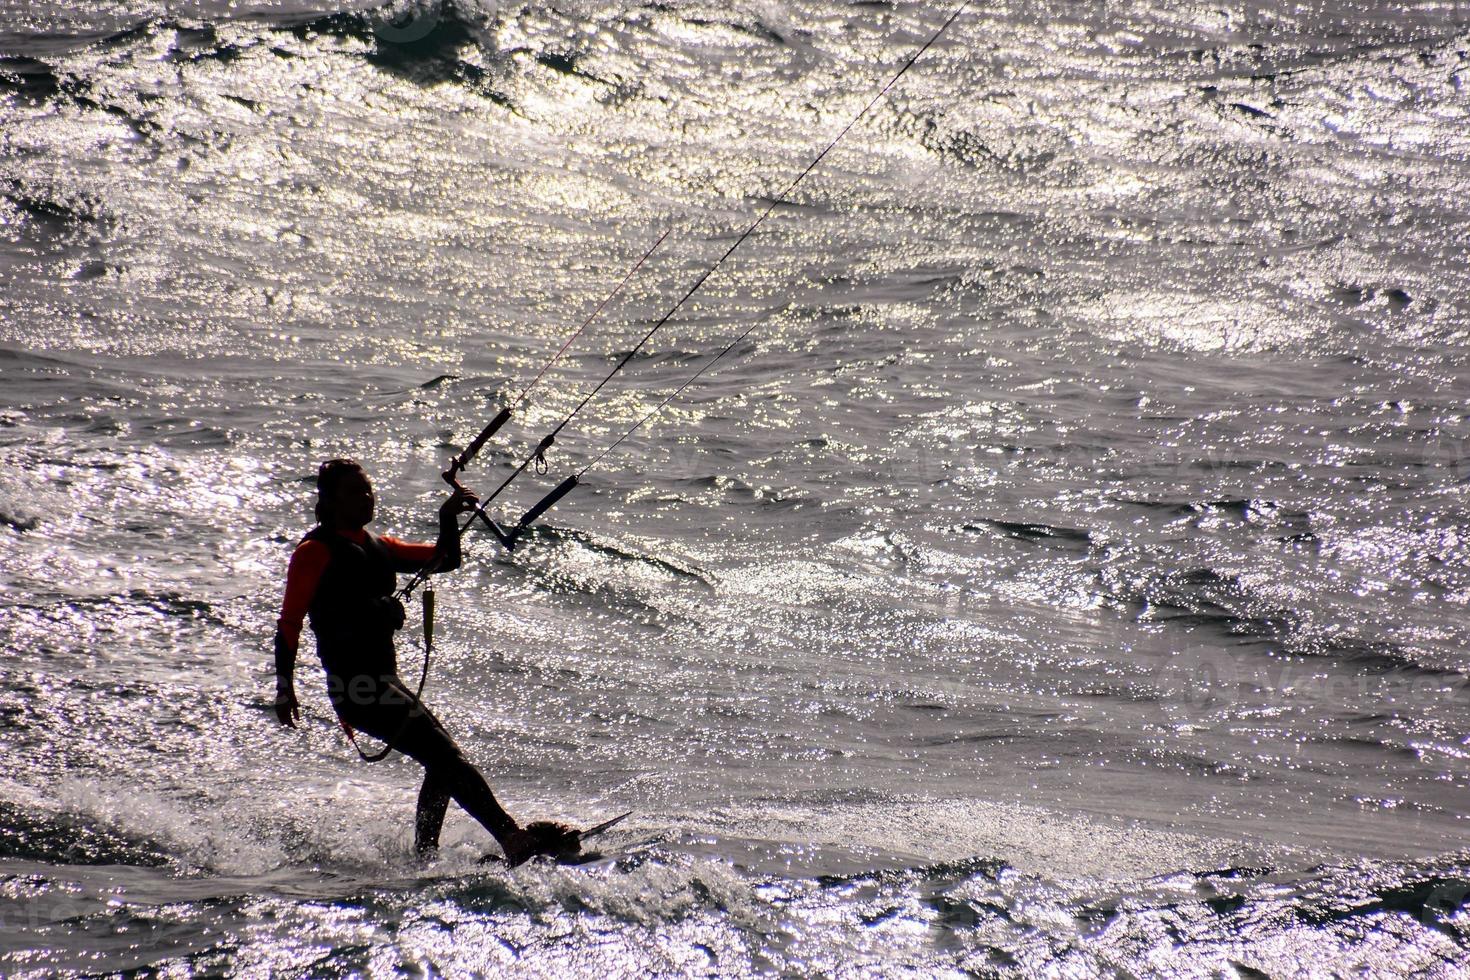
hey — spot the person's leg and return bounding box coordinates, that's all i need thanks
[415,773,452,855]
[391,694,578,864]
[342,676,520,846]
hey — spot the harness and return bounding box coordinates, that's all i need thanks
[303,526,430,762]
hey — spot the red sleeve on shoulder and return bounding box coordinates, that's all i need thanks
[276,539,330,647]
[379,535,438,564]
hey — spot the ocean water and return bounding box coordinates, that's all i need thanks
[3,0,1470,974]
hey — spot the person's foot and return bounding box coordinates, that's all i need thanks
[502,821,581,867]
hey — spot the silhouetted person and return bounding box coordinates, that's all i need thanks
[273,458,571,864]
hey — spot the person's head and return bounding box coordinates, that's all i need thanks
[315,458,374,529]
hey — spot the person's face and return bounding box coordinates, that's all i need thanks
[331,469,375,528]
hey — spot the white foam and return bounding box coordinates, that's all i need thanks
[52,777,289,875]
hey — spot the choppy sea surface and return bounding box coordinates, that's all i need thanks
[3,0,1470,974]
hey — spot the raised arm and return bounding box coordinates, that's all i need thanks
[380,484,479,575]
[432,483,478,572]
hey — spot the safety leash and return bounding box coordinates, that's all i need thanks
[342,588,437,763]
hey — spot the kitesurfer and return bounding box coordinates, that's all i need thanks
[272,458,571,864]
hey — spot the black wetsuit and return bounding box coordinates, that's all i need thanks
[293,524,515,852]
